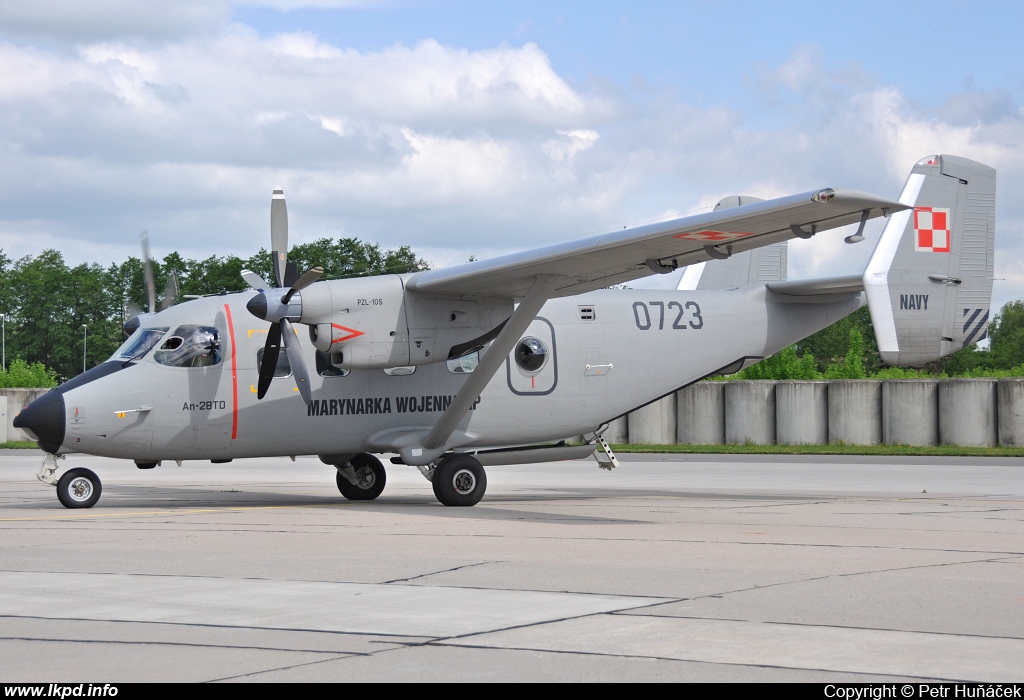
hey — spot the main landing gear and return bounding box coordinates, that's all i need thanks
[332,452,488,507]
[428,454,487,507]
[334,453,387,501]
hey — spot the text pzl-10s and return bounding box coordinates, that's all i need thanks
[15,155,996,508]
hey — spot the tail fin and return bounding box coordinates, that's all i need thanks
[863,155,996,366]
[678,195,788,290]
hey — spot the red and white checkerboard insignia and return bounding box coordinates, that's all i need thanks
[914,207,951,253]
[674,230,754,242]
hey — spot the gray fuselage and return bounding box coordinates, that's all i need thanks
[56,285,860,461]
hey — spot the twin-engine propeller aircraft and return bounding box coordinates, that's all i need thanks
[15,155,996,509]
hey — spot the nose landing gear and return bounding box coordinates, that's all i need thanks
[57,468,103,509]
[39,455,104,509]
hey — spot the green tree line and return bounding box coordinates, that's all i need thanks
[725,302,1024,380]
[0,239,427,383]
[1,234,1021,386]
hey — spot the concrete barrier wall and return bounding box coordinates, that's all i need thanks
[828,381,882,445]
[776,381,827,445]
[600,416,628,444]
[997,378,1024,447]
[677,382,725,445]
[628,395,676,445]
[1,388,51,441]
[725,381,775,445]
[882,380,939,446]
[939,379,997,447]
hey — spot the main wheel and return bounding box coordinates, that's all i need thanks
[335,453,386,501]
[56,468,102,509]
[432,454,487,507]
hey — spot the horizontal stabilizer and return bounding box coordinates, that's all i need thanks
[767,274,864,296]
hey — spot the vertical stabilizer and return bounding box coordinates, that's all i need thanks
[863,155,996,366]
[678,195,788,290]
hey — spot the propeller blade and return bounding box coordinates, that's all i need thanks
[282,318,311,405]
[270,189,288,288]
[256,322,283,400]
[159,272,179,311]
[141,231,156,314]
[126,300,144,319]
[282,266,323,304]
[241,269,269,291]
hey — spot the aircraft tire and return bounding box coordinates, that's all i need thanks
[56,468,102,509]
[336,453,386,501]
[432,454,486,507]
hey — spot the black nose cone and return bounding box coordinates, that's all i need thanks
[13,391,66,454]
[246,292,268,320]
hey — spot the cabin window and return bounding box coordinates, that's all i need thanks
[514,337,548,374]
[153,326,221,367]
[111,327,168,361]
[446,351,479,374]
[256,347,292,378]
[316,350,350,377]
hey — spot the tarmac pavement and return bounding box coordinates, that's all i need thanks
[0,450,1021,682]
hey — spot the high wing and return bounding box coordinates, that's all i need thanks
[406,188,907,299]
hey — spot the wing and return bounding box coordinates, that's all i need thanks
[406,188,906,299]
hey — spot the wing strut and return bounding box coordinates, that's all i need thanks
[400,275,561,465]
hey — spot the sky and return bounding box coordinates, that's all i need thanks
[1,0,1022,309]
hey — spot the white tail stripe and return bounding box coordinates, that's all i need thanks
[677,261,706,290]
[863,173,925,353]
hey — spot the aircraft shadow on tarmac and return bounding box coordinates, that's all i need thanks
[11,481,828,525]
[9,483,655,521]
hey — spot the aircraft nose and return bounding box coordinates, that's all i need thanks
[13,391,66,454]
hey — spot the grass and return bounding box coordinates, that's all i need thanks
[0,441,42,449]
[609,443,1024,457]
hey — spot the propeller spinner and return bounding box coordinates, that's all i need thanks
[242,189,323,405]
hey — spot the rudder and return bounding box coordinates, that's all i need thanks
[863,155,996,366]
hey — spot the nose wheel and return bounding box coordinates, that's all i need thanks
[432,454,487,507]
[56,468,102,509]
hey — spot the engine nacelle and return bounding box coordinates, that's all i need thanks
[302,276,409,368]
[301,275,512,370]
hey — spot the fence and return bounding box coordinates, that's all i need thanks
[610,378,1024,447]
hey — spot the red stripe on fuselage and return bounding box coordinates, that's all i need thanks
[224,303,239,440]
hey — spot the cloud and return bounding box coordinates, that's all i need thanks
[0,30,621,264]
[0,31,1021,307]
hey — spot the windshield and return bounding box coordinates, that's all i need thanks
[110,327,168,361]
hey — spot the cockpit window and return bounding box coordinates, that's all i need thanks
[154,325,221,368]
[111,327,168,361]
[257,348,292,378]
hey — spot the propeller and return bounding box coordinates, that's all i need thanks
[123,231,180,334]
[242,188,323,405]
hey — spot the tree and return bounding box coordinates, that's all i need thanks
[797,306,881,375]
[0,236,430,383]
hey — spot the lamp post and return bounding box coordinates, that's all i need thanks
[1,314,5,373]
[82,324,87,374]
